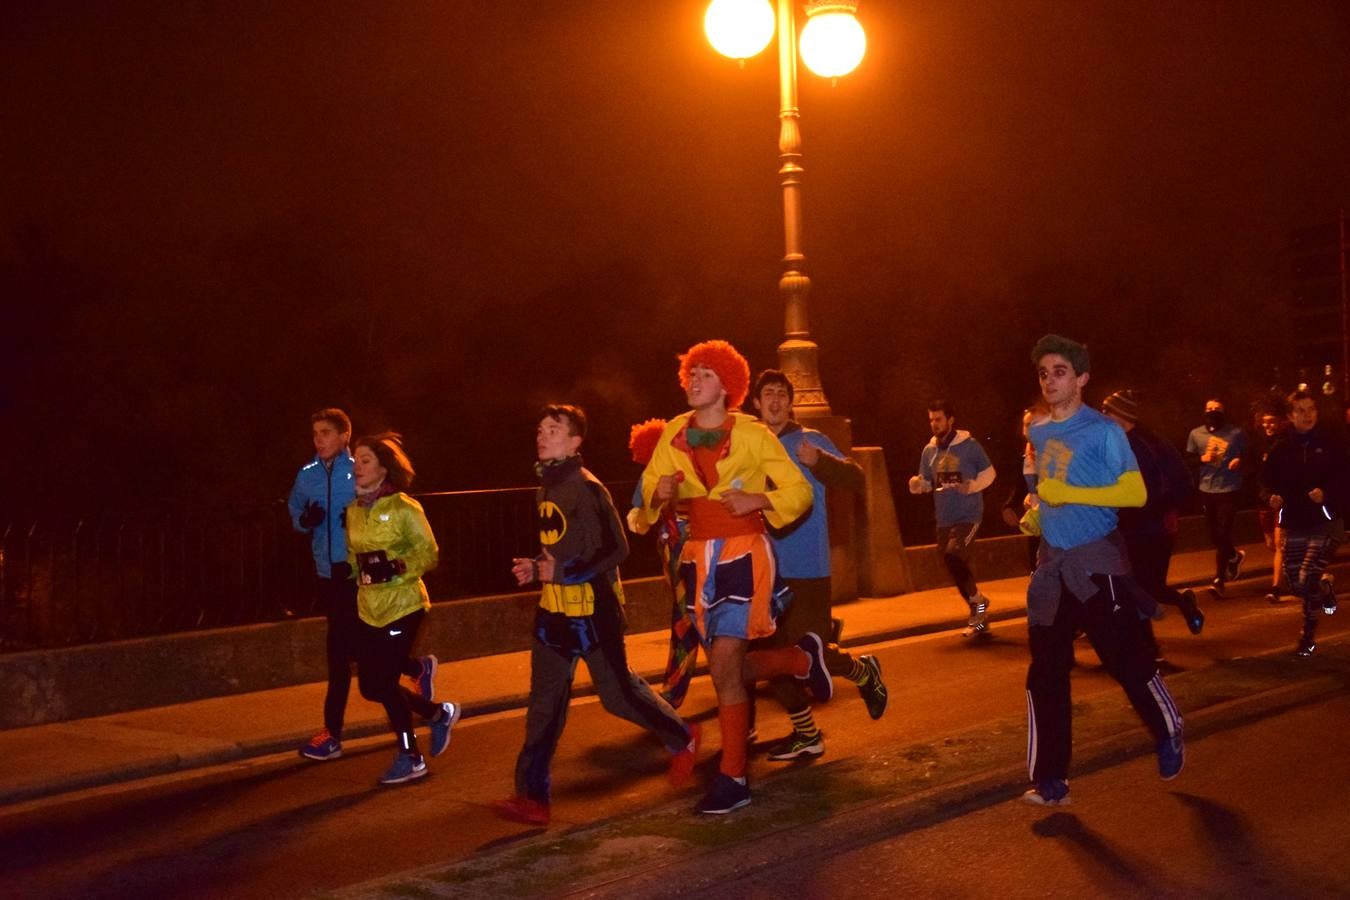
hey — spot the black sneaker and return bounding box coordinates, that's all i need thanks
[858,655,889,720]
[1180,589,1205,636]
[1157,731,1185,781]
[1320,573,1337,615]
[766,730,825,761]
[1022,779,1070,806]
[1295,636,1317,658]
[963,594,991,637]
[1266,587,1286,604]
[694,773,751,815]
[1208,578,1225,599]
[1225,550,1246,583]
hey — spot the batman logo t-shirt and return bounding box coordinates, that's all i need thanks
[538,500,567,545]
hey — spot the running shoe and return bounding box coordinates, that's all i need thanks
[668,722,701,787]
[1320,573,1337,615]
[766,730,825,761]
[1022,779,1071,806]
[416,654,438,703]
[493,795,550,826]
[964,595,991,637]
[1180,589,1205,636]
[795,632,833,702]
[694,773,751,815]
[430,701,460,757]
[379,750,427,785]
[1157,731,1185,780]
[858,655,889,720]
[298,728,342,761]
[1225,550,1246,583]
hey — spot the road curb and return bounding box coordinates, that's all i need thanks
[0,562,1284,808]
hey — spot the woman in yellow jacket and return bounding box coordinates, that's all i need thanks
[347,433,460,784]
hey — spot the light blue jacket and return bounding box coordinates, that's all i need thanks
[771,422,864,579]
[287,451,356,578]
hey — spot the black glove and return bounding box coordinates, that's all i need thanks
[357,551,407,585]
[298,500,324,529]
[331,561,352,581]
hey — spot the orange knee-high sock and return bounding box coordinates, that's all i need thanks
[743,646,809,684]
[718,702,750,778]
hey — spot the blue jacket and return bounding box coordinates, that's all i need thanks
[288,451,356,578]
[771,422,864,579]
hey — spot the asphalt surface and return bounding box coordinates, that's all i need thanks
[1,543,1342,899]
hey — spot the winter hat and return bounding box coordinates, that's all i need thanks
[1101,389,1139,425]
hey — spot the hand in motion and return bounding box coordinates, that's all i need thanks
[653,475,678,504]
[299,500,324,529]
[511,549,554,585]
[720,489,768,517]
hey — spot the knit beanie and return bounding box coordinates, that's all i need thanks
[1101,389,1139,425]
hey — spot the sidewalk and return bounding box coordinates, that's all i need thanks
[0,541,1278,808]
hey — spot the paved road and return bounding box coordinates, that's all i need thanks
[0,579,1340,899]
[713,693,1350,900]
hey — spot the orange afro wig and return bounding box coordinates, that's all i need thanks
[678,339,751,410]
[628,418,667,465]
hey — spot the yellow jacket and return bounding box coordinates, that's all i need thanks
[639,412,813,531]
[345,492,438,627]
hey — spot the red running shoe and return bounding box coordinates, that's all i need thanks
[493,795,550,826]
[668,722,702,787]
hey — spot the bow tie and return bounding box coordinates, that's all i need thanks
[686,427,726,449]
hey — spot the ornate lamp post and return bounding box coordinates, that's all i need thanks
[705,0,866,418]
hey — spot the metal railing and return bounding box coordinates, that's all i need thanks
[0,482,657,653]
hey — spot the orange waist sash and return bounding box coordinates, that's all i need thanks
[686,497,766,540]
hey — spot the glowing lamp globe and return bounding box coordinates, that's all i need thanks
[705,0,776,61]
[800,5,866,78]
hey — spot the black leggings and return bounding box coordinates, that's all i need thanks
[1203,492,1239,579]
[321,575,361,738]
[357,609,437,747]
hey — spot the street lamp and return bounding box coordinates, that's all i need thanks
[705,0,866,418]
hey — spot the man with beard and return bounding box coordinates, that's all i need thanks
[908,400,997,636]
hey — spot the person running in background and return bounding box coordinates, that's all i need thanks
[1260,390,1345,658]
[625,418,700,709]
[347,433,459,785]
[1002,404,1047,573]
[1256,411,1291,603]
[1100,390,1204,666]
[1186,399,1248,598]
[288,408,362,762]
[750,369,888,762]
[1022,335,1185,807]
[496,405,698,827]
[909,400,997,636]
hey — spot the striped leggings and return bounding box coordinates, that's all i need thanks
[1283,530,1337,621]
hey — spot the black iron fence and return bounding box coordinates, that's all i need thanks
[0,482,658,653]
